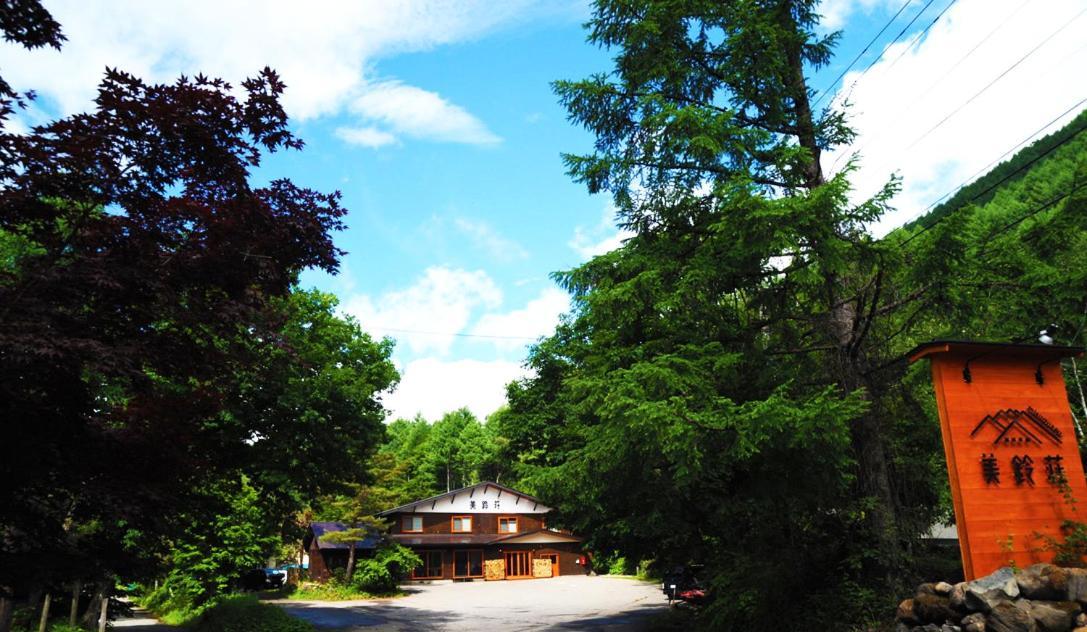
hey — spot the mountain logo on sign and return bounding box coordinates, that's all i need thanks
[970,407,1063,447]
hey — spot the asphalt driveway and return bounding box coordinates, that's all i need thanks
[274,575,668,631]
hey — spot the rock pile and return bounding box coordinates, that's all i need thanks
[896,564,1087,631]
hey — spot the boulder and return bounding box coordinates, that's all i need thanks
[962,612,986,632]
[987,602,1038,632]
[1067,569,1087,605]
[898,599,922,625]
[915,594,960,624]
[1077,613,1087,627]
[967,569,1021,613]
[1017,565,1070,601]
[952,583,969,610]
[1029,600,1081,632]
[935,582,955,595]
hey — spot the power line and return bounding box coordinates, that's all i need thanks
[828,0,1033,175]
[903,5,1087,152]
[811,0,915,109]
[835,0,940,107]
[978,178,1087,249]
[893,96,1087,246]
[882,0,957,70]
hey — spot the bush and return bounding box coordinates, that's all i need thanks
[348,543,421,594]
[192,595,313,632]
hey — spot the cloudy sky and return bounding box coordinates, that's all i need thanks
[5,0,1085,421]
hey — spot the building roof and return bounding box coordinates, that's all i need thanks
[389,529,583,547]
[306,521,382,551]
[376,481,552,516]
[907,339,1084,363]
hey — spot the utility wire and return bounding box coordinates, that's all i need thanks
[882,0,957,70]
[903,5,1087,152]
[836,0,940,106]
[828,0,1034,175]
[811,0,914,109]
[893,97,1087,246]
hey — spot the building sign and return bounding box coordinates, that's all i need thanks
[910,341,1087,580]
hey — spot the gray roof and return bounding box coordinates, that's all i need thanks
[308,522,382,550]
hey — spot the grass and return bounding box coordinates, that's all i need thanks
[277,582,404,601]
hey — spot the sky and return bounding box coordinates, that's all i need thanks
[4,0,1085,422]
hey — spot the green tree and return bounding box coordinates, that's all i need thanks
[502,0,954,627]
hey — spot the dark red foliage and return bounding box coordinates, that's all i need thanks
[0,57,347,586]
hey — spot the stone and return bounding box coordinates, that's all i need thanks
[967,568,1022,613]
[1017,564,1070,601]
[935,582,955,595]
[1077,612,1087,627]
[962,612,987,632]
[952,583,970,610]
[1030,600,1081,632]
[942,625,963,632]
[895,624,911,632]
[917,583,938,595]
[915,593,960,624]
[1068,569,1087,605]
[899,599,922,625]
[987,601,1038,632]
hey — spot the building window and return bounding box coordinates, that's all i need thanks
[452,515,472,533]
[453,550,484,578]
[402,515,423,533]
[498,517,518,533]
[412,550,443,579]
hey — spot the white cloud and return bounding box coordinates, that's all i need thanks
[350,81,501,146]
[0,0,535,142]
[342,266,502,356]
[821,0,1087,234]
[818,0,897,31]
[453,217,528,261]
[385,357,530,421]
[334,126,399,148]
[568,201,634,259]
[471,287,569,351]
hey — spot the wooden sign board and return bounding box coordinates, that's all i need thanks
[910,341,1086,580]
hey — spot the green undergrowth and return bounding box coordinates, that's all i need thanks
[189,595,313,632]
[281,582,404,601]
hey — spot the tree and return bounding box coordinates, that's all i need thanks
[0,2,392,627]
[502,0,952,627]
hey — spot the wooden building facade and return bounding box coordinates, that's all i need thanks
[377,481,586,581]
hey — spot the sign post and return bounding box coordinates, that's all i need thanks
[909,340,1086,579]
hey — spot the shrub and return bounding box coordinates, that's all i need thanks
[192,595,313,632]
[348,543,421,594]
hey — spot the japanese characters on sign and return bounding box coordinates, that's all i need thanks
[468,499,500,510]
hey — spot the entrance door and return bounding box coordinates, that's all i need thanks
[453,550,484,579]
[540,553,559,577]
[504,551,532,578]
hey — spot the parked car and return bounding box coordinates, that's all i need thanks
[238,567,285,591]
[662,564,705,606]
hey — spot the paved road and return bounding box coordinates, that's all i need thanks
[274,575,667,631]
[113,606,173,631]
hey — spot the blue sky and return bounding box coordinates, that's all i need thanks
[5,0,1085,420]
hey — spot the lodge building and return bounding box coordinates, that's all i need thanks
[380,481,586,580]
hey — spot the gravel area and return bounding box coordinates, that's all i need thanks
[273,575,668,631]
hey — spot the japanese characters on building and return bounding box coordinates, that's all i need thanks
[910,341,1087,580]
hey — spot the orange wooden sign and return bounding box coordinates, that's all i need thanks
[910,341,1086,580]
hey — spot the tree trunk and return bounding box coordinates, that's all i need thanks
[0,593,14,632]
[37,593,51,632]
[446,464,451,493]
[69,581,80,627]
[345,541,357,582]
[81,581,109,627]
[96,589,109,632]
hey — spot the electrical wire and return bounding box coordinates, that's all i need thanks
[811,0,915,109]
[892,97,1087,245]
[827,0,1034,175]
[903,5,1087,152]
